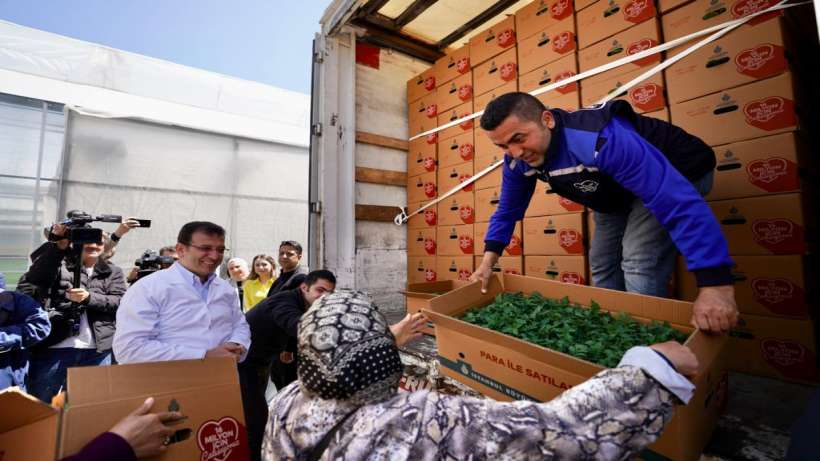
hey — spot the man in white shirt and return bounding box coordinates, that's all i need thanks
[114,222,251,364]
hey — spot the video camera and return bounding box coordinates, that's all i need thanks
[134,249,175,280]
[53,210,123,245]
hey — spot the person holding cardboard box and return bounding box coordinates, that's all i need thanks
[472,93,738,334]
[113,221,251,364]
[262,290,697,460]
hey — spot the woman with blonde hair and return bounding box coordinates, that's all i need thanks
[243,254,277,311]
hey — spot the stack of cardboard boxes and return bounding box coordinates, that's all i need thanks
[663,0,818,384]
[407,0,817,385]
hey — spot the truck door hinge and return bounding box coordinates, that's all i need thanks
[312,123,322,136]
[310,201,322,214]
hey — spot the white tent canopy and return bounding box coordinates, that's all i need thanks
[0,19,310,147]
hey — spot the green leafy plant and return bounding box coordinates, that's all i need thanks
[461,292,688,368]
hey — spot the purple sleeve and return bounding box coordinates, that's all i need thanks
[60,432,136,461]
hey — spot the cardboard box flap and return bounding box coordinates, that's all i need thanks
[0,388,59,432]
[67,358,238,406]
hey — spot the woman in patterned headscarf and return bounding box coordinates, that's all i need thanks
[262,290,698,460]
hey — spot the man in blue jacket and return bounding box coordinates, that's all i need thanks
[0,272,51,391]
[472,93,738,333]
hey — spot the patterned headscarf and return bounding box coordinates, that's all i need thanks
[297,290,403,405]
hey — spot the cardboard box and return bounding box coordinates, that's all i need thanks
[435,71,474,113]
[670,73,799,146]
[0,388,59,461]
[474,221,523,256]
[408,94,439,137]
[408,136,437,177]
[658,0,691,13]
[709,193,812,255]
[438,131,475,168]
[517,16,577,75]
[474,80,519,112]
[661,0,783,41]
[407,66,437,103]
[525,181,585,216]
[578,18,661,87]
[437,161,475,197]
[469,15,517,66]
[576,0,599,10]
[475,256,524,275]
[644,107,670,122]
[707,133,806,201]
[475,129,504,160]
[407,200,438,229]
[524,255,588,284]
[437,100,476,141]
[438,190,477,226]
[473,48,518,97]
[59,358,249,460]
[728,314,818,384]
[523,213,586,255]
[476,186,502,223]
[408,256,438,283]
[581,66,666,112]
[474,153,504,190]
[434,46,472,87]
[576,0,658,49]
[437,224,476,256]
[519,52,580,111]
[677,255,813,318]
[665,17,791,103]
[516,0,575,41]
[436,256,475,281]
[404,280,470,335]
[425,274,727,461]
[408,227,438,256]
[407,171,438,204]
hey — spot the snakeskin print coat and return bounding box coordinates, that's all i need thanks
[262,365,676,460]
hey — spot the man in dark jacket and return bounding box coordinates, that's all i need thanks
[472,93,738,334]
[0,273,51,391]
[17,223,127,402]
[266,241,309,296]
[240,269,336,461]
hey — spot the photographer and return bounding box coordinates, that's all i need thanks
[127,246,177,284]
[17,222,127,403]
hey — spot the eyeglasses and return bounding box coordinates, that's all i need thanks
[186,244,229,254]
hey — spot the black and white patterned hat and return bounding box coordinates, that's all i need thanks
[297,290,403,405]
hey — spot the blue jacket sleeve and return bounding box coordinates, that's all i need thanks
[483,156,537,254]
[594,117,733,286]
[0,292,51,353]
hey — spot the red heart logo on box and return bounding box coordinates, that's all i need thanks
[554,71,578,94]
[456,57,470,74]
[735,43,786,79]
[459,205,475,224]
[731,0,781,25]
[457,268,472,281]
[500,62,517,81]
[458,235,475,254]
[627,38,660,67]
[743,97,796,131]
[761,338,818,381]
[458,174,474,191]
[426,133,438,144]
[196,417,248,461]
[751,277,806,316]
[425,268,437,282]
[423,237,437,255]
[628,83,664,112]
[423,76,436,91]
[423,182,437,198]
[551,31,575,54]
[423,209,437,226]
[558,197,583,212]
[425,104,438,118]
[422,156,436,172]
[558,229,583,254]
[751,218,805,254]
[623,0,656,23]
[496,29,516,48]
[459,143,475,161]
[551,0,573,19]
[746,157,797,192]
[459,115,474,130]
[559,271,585,285]
[458,85,473,101]
[506,235,523,256]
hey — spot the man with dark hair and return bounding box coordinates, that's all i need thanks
[473,93,737,334]
[158,246,178,260]
[266,240,308,296]
[240,269,335,461]
[113,221,250,364]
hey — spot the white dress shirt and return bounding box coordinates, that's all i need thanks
[113,262,251,364]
